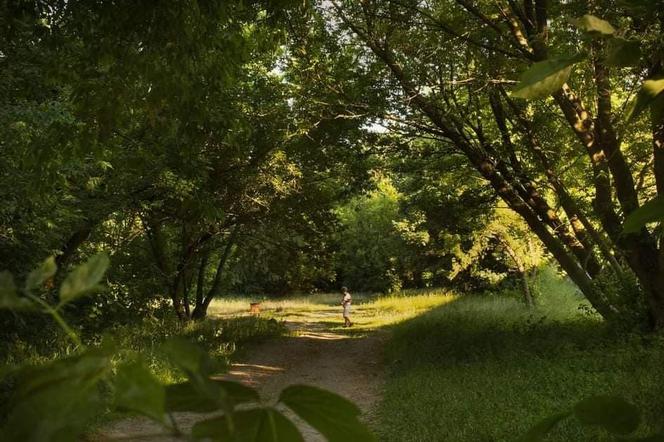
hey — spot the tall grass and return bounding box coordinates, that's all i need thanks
[108,315,285,382]
[375,280,664,441]
[0,312,286,428]
[1,314,285,387]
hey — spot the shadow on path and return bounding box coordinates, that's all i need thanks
[97,310,386,442]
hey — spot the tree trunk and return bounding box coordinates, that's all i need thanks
[143,216,182,318]
[652,61,664,328]
[356,35,616,320]
[182,269,191,319]
[499,236,533,307]
[488,91,602,275]
[500,89,625,276]
[651,267,664,329]
[195,249,210,308]
[169,278,187,321]
[191,227,239,320]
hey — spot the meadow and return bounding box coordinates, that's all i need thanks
[3,269,664,440]
[374,273,664,441]
[201,273,664,440]
[208,289,457,333]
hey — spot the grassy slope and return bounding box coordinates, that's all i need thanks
[376,275,664,441]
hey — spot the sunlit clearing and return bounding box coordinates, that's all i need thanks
[208,288,457,333]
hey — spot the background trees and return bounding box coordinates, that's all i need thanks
[326,0,664,329]
[8,0,659,337]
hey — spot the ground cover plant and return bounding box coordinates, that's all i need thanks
[208,289,456,333]
[376,280,664,441]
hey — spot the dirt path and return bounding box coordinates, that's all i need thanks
[98,312,386,441]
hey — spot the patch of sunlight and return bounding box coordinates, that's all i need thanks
[343,290,457,332]
[208,288,457,332]
[230,363,284,372]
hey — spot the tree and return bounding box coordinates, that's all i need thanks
[1,1,382,322]
[335,176,406,292]
[327,0,664,329]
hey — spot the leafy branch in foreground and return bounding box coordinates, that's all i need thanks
[623,196,664,234]
[0,256,375,441]
[0,254,109,347]
[522,395,663,441]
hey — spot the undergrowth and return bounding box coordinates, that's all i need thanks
[0,314,285,426]
[375,276,664,441]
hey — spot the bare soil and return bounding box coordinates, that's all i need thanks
[96,314,385,441]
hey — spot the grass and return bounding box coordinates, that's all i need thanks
[0,313,285,426]
[8,274,663,440]
[208,288,457,333]
[1,314,285,383]
[108,314,286,383]
[375,277,664,441]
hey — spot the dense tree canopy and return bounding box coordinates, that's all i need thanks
[2,0,664,334]
[322,0,664,329]
[5,2,664,441]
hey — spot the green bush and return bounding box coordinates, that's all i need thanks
[0,255,375,441]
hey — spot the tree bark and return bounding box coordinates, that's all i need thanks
[498,235,533,307]
[358,38,616,319]
[652,62,664,328]
[500,89,625,276]
[488,91,602,275]
[195,249,210,308]
[192,227,239,320]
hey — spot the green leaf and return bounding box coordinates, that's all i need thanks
[1,348,112,441]
[217,380,260,404]
[572,15,616,36]
[162,337,226,378]
[161,338,207,375]
[166,379,258,412]
[25,257,57,291]
[628,76,664,121]
[12,346,113,403]
[165,382,219,413]
[618,0,662,16]
[573,395,640,435]
[192,407,304,442]
[279,384,376,442]
[606,38,642,67]
[0,271,34,311]
[511,55,583,99]
[114,361,165,423]
[628,435,664,441]
[621,435,664,442]
[161,339,233,414]
[520,412,571,441]
[59,253,109,304]
[623,196,664,233]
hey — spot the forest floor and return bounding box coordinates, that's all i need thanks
[97,291,452,441]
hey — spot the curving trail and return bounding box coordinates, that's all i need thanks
[97,311,385,441]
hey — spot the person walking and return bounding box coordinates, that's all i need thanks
[341,286,353,327]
